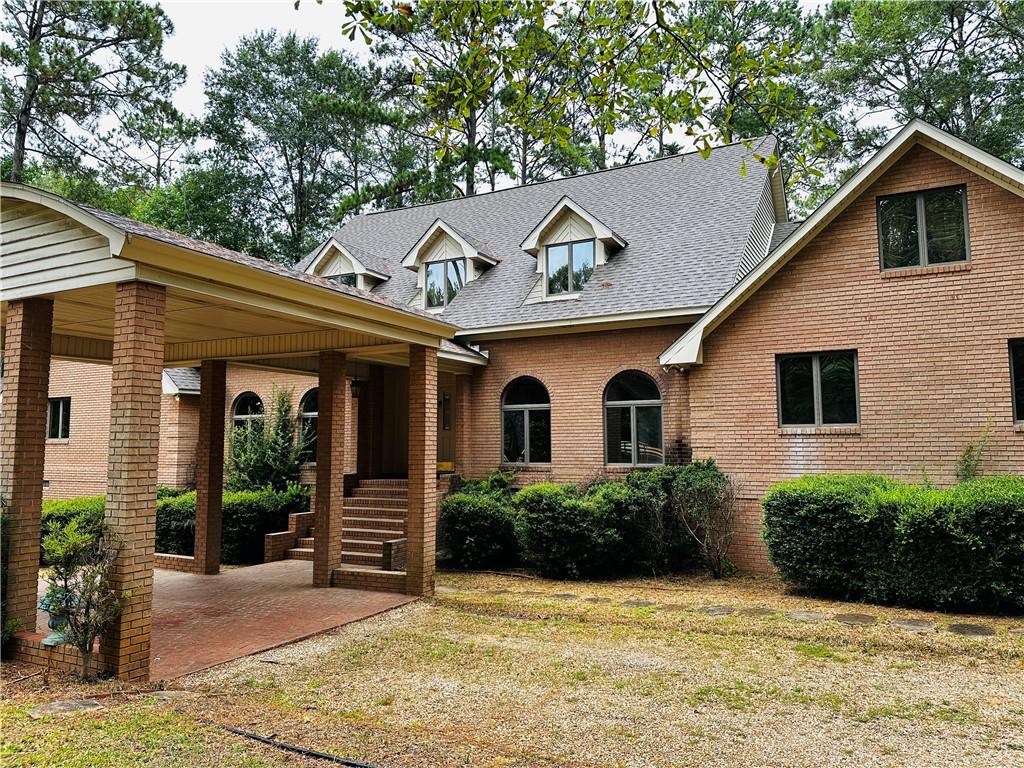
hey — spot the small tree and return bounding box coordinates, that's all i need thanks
[41,519,121,680]
[672,459,737,578]
[955,421,992,483]
[226,387,303,492]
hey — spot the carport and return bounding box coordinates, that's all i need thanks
[1,183,455,681]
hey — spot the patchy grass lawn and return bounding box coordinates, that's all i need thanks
[3,572,1024,767]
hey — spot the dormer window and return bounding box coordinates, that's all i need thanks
[401,218,499,311]
[331,274,358,288]
[546,239,594,295]
[304,237,391,290]
[425,259,466,308]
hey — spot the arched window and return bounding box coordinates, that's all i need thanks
[604,371,662,465]
[299,388,318,463]
[501,377,551,465]
[232,392,264,429]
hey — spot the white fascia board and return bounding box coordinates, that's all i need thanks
[1,182,128,255]
[658,119,1024,367]
[520,195,627,255]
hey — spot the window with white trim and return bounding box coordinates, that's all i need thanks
[502,377,551,464]
[877,185,969,270]
[546,239,594,295]
[777,351,859,427]
[232,392,264,429]
[1011,339,1024,424]
[299,388,318,463]
[47,397,70,440]
[425,259,466,308]
[604,371,662,465]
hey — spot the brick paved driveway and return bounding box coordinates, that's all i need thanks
[37,560,414,680]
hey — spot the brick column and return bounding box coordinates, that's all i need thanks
[0,298,53,632]
[454,374,472,476]
[100,282,165,682]
[406,344,437,596]
[193,359,226,574]
[313,351,346,587]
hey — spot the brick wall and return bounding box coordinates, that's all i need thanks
[462,325,692,484]
[688,145,1024,573]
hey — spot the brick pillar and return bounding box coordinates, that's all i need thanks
[406,344,437,596]
[100,282,165,682]
[454,374,472,476]
[313,351,346,587]
[0,298,53,632]
[193,359,226,574]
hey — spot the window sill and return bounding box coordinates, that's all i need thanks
[500,464,552,472]
[1014,423,1024,434]
[45,438,70,445]
[541,292,582,302]
[880,262,970,279]
[778,426,861,436]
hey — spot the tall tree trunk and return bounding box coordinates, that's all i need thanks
[10,0,46,183]
[465,105,477,196]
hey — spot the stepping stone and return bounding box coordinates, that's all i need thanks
[620,599,657,608]
[737,607,776,618]
[699,605,735,616]
[1008,627,1024,637]
[29,699,103,719]
[786,610,826,622]
[893,619,934,633]
[948,622,996,637]
[550,593,578,600]
[834,612,877,626]
[435,585,458,594]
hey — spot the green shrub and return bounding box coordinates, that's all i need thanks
[41,496,106,561]
[454,470,517,498]
[156,485,309,565]
[515,483,621,579]
[226,387,303,492]
[625,466,699,569]
[588,480,663,574]
[762,474,1024,611]
[155,492,198,556]
[157,486,191,500]
[671,459,737,578]
[438,492,519,570]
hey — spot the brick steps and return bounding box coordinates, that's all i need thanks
[284,478,408,571]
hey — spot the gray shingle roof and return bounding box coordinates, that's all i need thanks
[769,220,803,252]
[325,137,778,330]
[77,204,448,324]
[164,367,200,394]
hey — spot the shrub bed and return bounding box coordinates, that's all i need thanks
[41,485,309,567]
[762,474,1024,611]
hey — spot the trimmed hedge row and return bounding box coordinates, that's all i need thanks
[762,474,1024,611]
[439,465,717,579]
[40,485,309,566]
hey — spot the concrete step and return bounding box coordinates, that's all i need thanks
[344,516,404,530]
[285,547,314,561]
[331,566,407,593]
[342,527,404,542]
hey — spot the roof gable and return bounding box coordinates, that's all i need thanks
[400,218,500,271]
[307,237,391,281]
[659,120,1024,366]
[519,195,626,255]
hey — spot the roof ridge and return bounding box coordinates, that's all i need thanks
[362,135,777,218]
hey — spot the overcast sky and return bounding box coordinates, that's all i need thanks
[162,0,369,116]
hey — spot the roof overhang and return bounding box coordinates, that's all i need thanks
[456,305,708,341]
[305,237,390,282]
[2,183,463,369]
[659,119,1024,367]
[520,195,627,256]
[400,218,499,270]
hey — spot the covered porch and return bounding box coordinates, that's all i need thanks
[1,183,465,681]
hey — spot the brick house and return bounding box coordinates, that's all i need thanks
[11,119,1024,591]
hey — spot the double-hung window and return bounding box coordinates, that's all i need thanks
[47,397,71,440]
[546,239,594,295]
[777,351,859,427]
[877,185,969,270]
[1011,340,1024,424]
[425,259,466,309]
